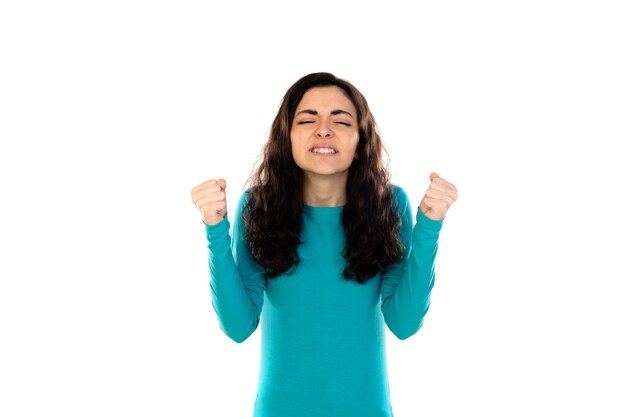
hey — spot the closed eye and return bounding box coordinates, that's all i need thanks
[296,120,351,126]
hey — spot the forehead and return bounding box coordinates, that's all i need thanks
[296,86,356,111]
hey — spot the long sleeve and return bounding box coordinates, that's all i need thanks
[380,186,444,340]
[204,191,266,343]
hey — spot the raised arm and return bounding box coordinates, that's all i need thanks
[380,187,442,340]
[380,176,457,340]
[193,181,266,343]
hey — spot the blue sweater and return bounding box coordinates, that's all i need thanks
[204,184,443,417]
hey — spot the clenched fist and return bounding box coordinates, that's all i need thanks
[419,172,458,221]
[191,178,228,226]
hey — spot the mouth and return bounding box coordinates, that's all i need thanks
[309,147,338,155]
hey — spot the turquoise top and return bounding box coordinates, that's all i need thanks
[204,184,443,417]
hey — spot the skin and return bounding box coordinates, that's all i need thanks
[419,172,458,221]
[290,86,359,207]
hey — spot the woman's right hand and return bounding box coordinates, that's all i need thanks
[191,178,227,226]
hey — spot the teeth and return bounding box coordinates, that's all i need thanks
[311,148,337,154]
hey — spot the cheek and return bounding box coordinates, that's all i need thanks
[349,135,360,155]
[290,136,303,157]
[289,135,306,166]
[289,133,298,153]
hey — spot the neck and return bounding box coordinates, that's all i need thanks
[302,173,347,207]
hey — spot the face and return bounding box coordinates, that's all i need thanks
[290,86,359,183]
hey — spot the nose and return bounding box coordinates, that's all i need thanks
[315,119,332,138]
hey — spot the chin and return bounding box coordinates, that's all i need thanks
[305,169,350,178]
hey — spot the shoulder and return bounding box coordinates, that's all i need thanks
[230,188,254,220]
[237,187,255,207]
[231,188,255,231]
[388,183,409,208]
[389,183,408,200]
[387,183,412,221]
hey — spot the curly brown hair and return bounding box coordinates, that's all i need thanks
[243,72,404,284]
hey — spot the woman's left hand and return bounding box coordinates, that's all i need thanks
[418,172,458,221]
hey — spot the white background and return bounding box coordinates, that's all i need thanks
[1,1,625,416]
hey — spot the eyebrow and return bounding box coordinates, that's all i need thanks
[295,109,354,118]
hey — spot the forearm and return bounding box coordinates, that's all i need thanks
[382,208,442,339]
[205,219,262,343]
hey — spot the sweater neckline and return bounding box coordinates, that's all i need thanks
[303,204,344,214]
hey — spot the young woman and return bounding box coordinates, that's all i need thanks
[190,72,457,417]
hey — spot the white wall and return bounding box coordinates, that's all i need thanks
[1,1,624,415]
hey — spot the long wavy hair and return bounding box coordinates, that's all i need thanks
[243,72,404,284]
